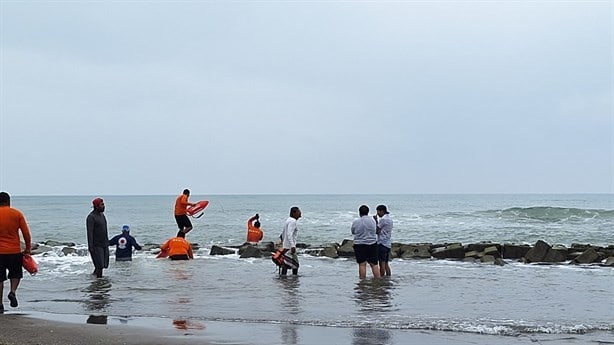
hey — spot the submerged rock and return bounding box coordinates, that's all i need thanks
[209,245,235,256]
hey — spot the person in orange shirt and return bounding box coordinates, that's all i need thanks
[246,214,264,243]
[160,232,193,260]
[0,192,32,312]
[174,189,196,236]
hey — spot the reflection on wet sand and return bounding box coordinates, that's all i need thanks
[352,278,394,344]
[281,323,298,345]
[277,275,302,345]
[172,319,206,330]
[86,314,108,325]
[352,328,392,345]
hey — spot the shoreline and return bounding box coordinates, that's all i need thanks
[1,311,610,345]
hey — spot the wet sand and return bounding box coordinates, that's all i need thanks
[0,311,607,345]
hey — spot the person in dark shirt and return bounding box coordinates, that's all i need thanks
[109,225,142,262]
[86,198,109,278]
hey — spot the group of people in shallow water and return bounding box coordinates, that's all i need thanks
[0,189,393,311]
[85,189,271,273]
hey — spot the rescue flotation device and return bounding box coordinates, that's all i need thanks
[22,254,38,275]
[186,200,209,217]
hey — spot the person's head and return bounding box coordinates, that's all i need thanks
[183,189,190,196]
[122,225,130,233]
[254,220,261,228]
[176,231,186,238]
[290,206,301,220]
[376,205,389,217]
[359,205,369,216]
[92,198,105,212]
[0,192,10,206]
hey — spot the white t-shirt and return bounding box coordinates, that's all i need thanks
[282,217,298,249]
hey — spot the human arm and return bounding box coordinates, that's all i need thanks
[288,220,297,254]
[19,214,32,253]
[20,214,32,254]
[248,214,259,227]
[130,236,142,251]
[86,214,95,251]
[109,235,119,246]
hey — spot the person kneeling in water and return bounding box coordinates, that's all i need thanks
[160,232,193,260]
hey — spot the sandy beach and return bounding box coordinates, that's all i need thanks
[1,311,608,345]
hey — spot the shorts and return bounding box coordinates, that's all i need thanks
[0,253,24,281]
[353,243,378,265]
[175,215,192,230]
[377,244,391,262]
[90,246,109,269]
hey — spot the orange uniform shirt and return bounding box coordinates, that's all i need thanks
[174,195,190,216]
[0,206,32,254]
[247,220,263,243]
[161,237,193,258]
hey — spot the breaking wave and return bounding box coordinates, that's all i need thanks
[484,206,614,223]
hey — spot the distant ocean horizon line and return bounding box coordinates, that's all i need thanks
[11,192,614,197]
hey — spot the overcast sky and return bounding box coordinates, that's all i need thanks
[0,1,612,195]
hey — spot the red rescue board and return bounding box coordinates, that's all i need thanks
[186,200,209,217]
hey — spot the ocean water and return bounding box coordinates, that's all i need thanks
[6,194,614,344]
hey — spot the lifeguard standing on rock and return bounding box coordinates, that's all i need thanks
[247,214,264,243]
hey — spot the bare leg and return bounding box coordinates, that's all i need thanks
[370,263,381,278]
[9,278,19,293]
[358,262,367,279]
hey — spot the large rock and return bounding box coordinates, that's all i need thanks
[390,243,402,259]
[467,242,500,252]
[400,244,432,259]
[257,241,276,253]
[524,240,551,263]
[239,245,262,258]
[209,245,235,256]
[483,246,501,258]
[30,245,54,255]
[431,243,465,260]
[603,257,614,267]
[543,245,568,263]
[62,247,77,256]
[303,245,339,258]
[572,248,600,264]
[502,244,531,259]
[44,240,76,247]
[320,246,339,259]
[337,240,355,257]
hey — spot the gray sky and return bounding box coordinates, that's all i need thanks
[0,1,612,195]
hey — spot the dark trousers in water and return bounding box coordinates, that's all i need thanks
[169,254,189,260]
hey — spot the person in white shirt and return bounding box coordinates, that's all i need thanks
[280,206,302,275]
[375,205,393,276]
[351,205,381,279]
